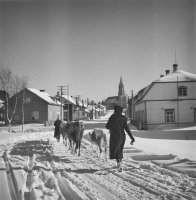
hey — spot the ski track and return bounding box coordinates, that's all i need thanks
[0,131,196,200]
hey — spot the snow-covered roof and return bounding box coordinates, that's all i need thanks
[99,104,106,109]
[62,94,76,105]
[134,69,196,104]
[84,108,90,113]
[83,101,88,108]
[27,88,61,105]
[155,70,196,82]
[77,100,83,107]
[87,105,95,110]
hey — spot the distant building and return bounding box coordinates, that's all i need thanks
[55,93,91,121]
[130,64,196,130]
[103,77,127,110]
[8,88,61,124]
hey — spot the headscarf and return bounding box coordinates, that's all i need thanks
[114,105,123,115]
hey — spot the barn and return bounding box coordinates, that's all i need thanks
[131,64,196,130]
[8,88,61,124]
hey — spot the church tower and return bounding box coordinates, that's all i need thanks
[118,76,125,96]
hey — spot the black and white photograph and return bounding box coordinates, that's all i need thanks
[0,0,196,199]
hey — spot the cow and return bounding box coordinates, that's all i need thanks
[67,121,85,156]
[89,128,107,160]
[60,121,70,145]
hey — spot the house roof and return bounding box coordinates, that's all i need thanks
[134,69,196,104]
[104,96,119,104]
[155,70,196,82]
[77,100,83,107]
[27,88,61,105]
[87,105,96,110]
[134,84,152,104]
[83,101,88,108]
[62,95,76,105]
[84,108,90,113]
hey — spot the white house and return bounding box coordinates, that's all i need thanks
[132,64,196,130]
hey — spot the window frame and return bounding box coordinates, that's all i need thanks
[164,109,175,123]
[178,86,187,97]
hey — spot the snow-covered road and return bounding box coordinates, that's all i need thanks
[0,130,196,200]
[125,137,196,161]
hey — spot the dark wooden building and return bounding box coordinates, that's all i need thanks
[8,88,61,124]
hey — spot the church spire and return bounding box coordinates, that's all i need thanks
[118,76,125,96]
[120,76,123,85]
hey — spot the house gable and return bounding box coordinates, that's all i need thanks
[135,70,196,104]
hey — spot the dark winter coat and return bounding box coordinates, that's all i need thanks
[106,113,134,160]
[54,119,62,140]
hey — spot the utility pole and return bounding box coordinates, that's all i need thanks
[57,86,66,120]
[177,76,179,127]
[131,90,134,120]
[67,84,70,122]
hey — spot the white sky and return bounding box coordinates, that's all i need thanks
[0,0,196,102]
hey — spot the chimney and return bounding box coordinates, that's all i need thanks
[173,64,178,72]
[40,89,45,92]
[160,75,164,78]
[165,70,170,75]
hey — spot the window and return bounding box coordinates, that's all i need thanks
[25,97,31,103]
[32,111,39,120]
[178,86,187,96]
[64,111,68,119]
[165,109,175,123]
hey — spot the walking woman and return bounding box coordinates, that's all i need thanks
[106,105,135,172]
[54,114,62,142]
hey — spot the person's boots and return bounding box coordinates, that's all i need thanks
[117,160,123,172]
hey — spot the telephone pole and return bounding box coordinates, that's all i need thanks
[67,84,70,122]
[57,86,66,120]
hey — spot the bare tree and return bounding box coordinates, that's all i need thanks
[0,66,29,132]
[20,75,29,132]
[0,66,15,131]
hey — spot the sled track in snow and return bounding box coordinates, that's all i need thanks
[79,139,195,200]
[0,154,21,200]
[52,139,195,200]
[82,152,194,200]
[2,135,195,200]
[53,140,121,200]
[65,162,120,200]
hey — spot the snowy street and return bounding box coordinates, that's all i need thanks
[0,122,196,200]
[132,137,196,160]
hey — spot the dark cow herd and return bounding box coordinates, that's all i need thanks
[60,121,107,159]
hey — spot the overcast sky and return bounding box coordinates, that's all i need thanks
[0,0,195,102]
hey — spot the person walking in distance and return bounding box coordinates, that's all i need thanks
[106,105,135,172]
[54,114,62,142]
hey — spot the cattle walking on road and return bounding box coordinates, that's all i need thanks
[60,121,85,156]
[67,121,85,156]
[89,128,107,160]
[60,121,70,145]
